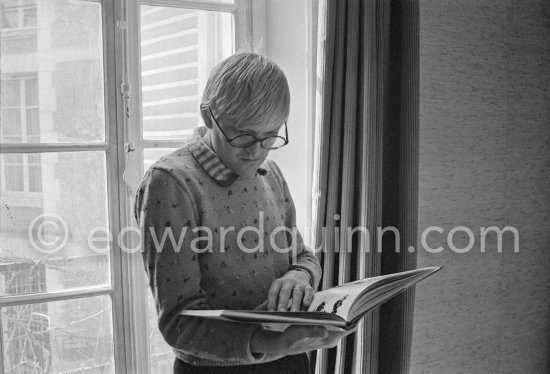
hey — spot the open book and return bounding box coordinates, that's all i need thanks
[180,266,441,331]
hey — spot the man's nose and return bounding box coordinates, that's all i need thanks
[245,141,263,159]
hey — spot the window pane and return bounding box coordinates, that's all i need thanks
[147,291,173,374]
[0,152,110,295]
[2,295,115,373]
[4,154,23,164]
[3,154,24,192]
[28,164,42,192]
[0,1,106,143]
[1,80,20,107]
[26,107,40,142]
[1,8,18,29]
[28,153,40,163]
[24,6,37,27]
[1,109,22,142]
[25,78,38,106]
[140,6,234,141]
[4,165,24,191]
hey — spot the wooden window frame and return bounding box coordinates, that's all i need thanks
[0,1,125,372]
[0,0,264,371]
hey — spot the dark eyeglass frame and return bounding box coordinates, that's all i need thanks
[203,106,289,150]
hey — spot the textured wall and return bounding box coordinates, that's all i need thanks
[412,1,550,373]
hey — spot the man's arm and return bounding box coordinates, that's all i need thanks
[267,160,322,289]
[264,160,323,313]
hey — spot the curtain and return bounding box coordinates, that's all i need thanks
[310,1,419,373]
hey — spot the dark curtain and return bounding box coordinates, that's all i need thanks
[311,0,419,373]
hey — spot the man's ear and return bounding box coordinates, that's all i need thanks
[200,105,213,129]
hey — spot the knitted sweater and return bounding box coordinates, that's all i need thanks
[133,127,322,366]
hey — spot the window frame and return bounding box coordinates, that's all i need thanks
[0,0,264,371]
[0,0,123,372]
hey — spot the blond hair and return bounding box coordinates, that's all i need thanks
[200,52,290,129]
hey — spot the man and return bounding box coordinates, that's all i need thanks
[134,52,346,374]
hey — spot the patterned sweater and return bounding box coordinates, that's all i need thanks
[133,127,322,366]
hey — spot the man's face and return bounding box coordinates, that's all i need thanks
[207,114,284,178]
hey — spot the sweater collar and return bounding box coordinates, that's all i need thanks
[189,126,267,187]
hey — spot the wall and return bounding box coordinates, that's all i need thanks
[264,0,310,234]
[412,1,550,373]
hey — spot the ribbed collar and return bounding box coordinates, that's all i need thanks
[188,126,267,187]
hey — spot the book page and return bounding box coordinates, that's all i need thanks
[307,267,441,320]
[307,277,381,320]
[348,267,442,319]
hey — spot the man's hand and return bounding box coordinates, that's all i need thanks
[267,270,314,312]
[250,325,354,355]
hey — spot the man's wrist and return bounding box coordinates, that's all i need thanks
[251,327,278,354]
[288,265,313,286]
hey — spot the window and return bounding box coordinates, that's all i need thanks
[1,76,42,193]
[0,0,38,55]
[0,0,37,30]
[1,76,39,144]
[0,0,114,371]
[0,153,42,192]
[0,0,260,373]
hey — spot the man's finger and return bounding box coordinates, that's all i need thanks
[290,287,304,312]
[277,282,294,311]
[267,280,282,311]
[303,285,314,308]
[253,300,268,310]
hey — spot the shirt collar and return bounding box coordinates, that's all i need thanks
[189,126,268,187]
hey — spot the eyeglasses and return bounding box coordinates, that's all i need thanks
[204,106,289,150]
